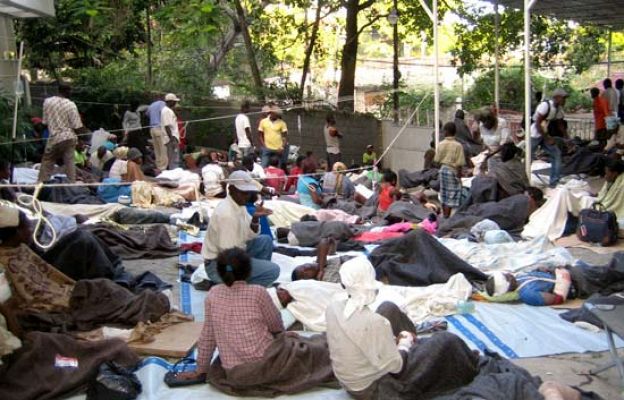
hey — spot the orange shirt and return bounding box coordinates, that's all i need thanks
[378,183,396,211]
[593,96,610,131]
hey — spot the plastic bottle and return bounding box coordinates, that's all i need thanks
[456,299,475,314]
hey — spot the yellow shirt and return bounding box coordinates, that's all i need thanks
[434,137,466,169]
[259,117,288,150]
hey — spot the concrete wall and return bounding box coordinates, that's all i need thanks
[381,121,431,173]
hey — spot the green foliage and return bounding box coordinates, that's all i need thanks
[379,84,456,120]
[0,93,39,163]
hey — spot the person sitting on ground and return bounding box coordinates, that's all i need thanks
[285,155,305,193]
[297,157,323,209]
[201,170,279,287]
[74,140,89,169]
[434,122,466,218]
[486,268,572,306]
[486,142,530,198]
[201,151,226,198]
[322,162,355,199]
[325,256,479,399]
[104,134,118,151]
[108,146,129,180]
[242,153,266,182]
[264,155,287,194]
[595,157,624,218]
[378,169,401,213]
[362,145,377,167]
[176,248,336,395]
[89,145,113,177]
[454,109,484,158]
[125,147,145,182]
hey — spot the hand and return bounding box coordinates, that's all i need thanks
[254,205,273,217]
[285,331,299,338]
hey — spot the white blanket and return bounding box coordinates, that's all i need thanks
[522,179,595,241]
[439,235,575,273]
[265,200,314,228]
[280,273,472,332]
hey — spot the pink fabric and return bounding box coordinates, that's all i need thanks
[420,219,438,235]
[382,222,414,233]
[313,209,360,224]
[353,231,404,243]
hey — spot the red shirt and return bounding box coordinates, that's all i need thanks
[593,96,610,131]
[264,166,286,193]
[378,183,396,211]
[285,166,301,193]
[196,282,283,372]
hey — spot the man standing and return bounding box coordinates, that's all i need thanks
[258,106,288,168]
[235,101,254,157]
[161,93,181,169]
[38,84,89,183]
[202,170,280,287]
[602,78,618,117]
[530,88,567,188]
[591,87,610,145]
[147,97,167,171]
[324,114,342,168]
[434,122,465,218]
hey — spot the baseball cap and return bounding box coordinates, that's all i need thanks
[164,93,180,102]
[366,144,374,149]
[228,170,259,192]
[551,88,568,98]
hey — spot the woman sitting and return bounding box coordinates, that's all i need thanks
[108,146,129,180]
[297,157,323,209]
[322,162,355,199]
[596,157,624,218]
[177,248,335,396]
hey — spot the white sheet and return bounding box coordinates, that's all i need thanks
[265,200,314,228]
[439,235,574,273]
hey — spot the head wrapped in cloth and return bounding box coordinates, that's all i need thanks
[339,256,379,319]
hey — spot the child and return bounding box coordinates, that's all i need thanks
[378,169,401,212]
[201,151,226,198]
[434,122,465,218]
[264,155,286,194]
[285,155,305,193]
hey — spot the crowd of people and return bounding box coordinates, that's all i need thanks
[1,82,623,400]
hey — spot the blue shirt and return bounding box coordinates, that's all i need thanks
[297,175,321,210]
[147,101,165,126]
[517,271,556,306]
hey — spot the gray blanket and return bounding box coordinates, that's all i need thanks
[384,201,431,223]
[490,158,529,197]
[291,220,359,247]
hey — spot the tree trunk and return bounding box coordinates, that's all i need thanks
[146,1,153,88]
[209,27,240,73]
[338,0,360,111]
[233,0,264,99]
[299,0,323,101]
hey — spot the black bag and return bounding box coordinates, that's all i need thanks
[87,362,142,400]
[577,202,618,246]
[164,358,206,387]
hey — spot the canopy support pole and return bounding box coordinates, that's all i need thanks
[494,1,500,111]
[607,28,613,78]
[524,0,536,180]
[417,0,439,148]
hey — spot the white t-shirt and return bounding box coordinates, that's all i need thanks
[201,164,225,197]
[109,159,128,179]
[480,117,510,148]
[251,162,266,180]
[160,106,179,140]
[235,113,252,148]
[530,100,564,138]
[89,150,113,170]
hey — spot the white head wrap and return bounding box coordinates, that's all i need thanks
[490,271,511,296]
[339,256,379,319]
[0,205,19,228]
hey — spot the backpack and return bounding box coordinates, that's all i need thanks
[577,202,618,246]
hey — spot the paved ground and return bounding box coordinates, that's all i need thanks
[123,244,624,398]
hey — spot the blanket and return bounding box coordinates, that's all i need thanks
[84,225,177,260]
[399,168,439,190]
[0,332,138,400]
[38,177,104,205]
[490,158,530,198]
[571,254,624,298]
[438,194,530,238]
[207,333,336,397]
[384,201,431,223]
[369,230,487,286]
[561,147,607,176]
[457,176,498,212]
[291,220,359,247]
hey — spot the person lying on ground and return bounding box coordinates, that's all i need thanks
[485,142,530,199]
[201,170,279,287]
[174,248,336,396]
[325,255,479,399]
[276,217,358,248]
[290,238,348,283]
[485,268,572,306]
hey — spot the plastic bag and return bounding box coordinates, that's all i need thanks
[87,362,142,400]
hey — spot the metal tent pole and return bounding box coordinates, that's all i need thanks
[433,0,440,148]
[607,28,613,78]
[494,2,500,111]
[524,0,536,179]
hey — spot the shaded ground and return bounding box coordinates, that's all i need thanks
[123,242,623,398]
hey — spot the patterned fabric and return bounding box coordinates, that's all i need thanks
[439,165,462,207]
[196,281,283,372]
[0,245,74,312]
[42,96,82,146]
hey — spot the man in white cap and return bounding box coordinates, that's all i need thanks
[202,170,279,287]
[161,93,181,169]
[530,88,567,187]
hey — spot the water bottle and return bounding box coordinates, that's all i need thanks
[456,299,475,314]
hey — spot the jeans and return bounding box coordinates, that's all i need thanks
[204,235,279,287]
[261,148,281,168]
[531,136,561,187]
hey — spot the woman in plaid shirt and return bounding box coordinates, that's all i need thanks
[174,248,335,395]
